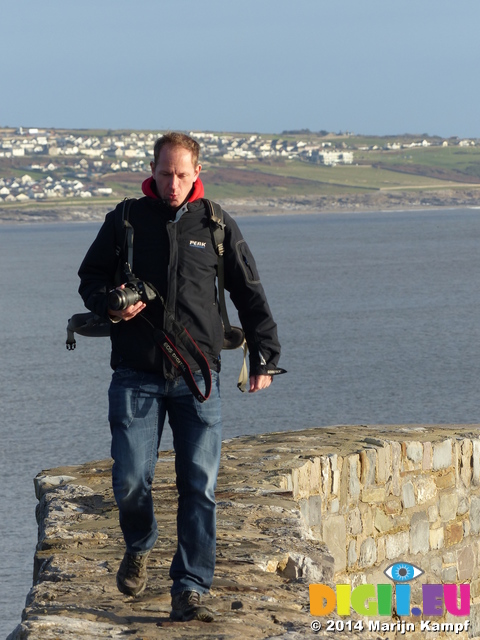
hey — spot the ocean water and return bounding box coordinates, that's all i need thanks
[2,208,480,634]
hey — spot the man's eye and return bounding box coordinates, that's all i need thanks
[384,562,424,582]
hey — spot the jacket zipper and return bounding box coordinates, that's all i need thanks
[164,220,177,379]
[163,204,189,378]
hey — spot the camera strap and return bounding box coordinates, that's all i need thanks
[138,296,213,403]
[153,327,212,403]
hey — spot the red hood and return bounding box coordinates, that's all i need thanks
[141,176,205,202]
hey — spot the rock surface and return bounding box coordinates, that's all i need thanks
[8,425,480,639]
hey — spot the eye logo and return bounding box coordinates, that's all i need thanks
[384,562,424,582]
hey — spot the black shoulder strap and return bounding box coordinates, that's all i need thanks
[114,198,135,283]
[204,199,232,335]
[204,199,248,391]
[204,199,225,257]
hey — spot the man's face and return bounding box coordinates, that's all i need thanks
[150,144,201,209]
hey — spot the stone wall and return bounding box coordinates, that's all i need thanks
[272,425,480,636]
[7,424,480,639]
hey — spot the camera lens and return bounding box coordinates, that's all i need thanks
[108,286,140,311]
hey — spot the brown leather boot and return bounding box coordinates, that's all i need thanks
[170,590,214,622]
[116,550,150,596]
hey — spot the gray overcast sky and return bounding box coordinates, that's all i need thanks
[2,0,479,137]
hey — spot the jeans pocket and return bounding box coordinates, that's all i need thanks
[190,370,221,427]
[108,368,144,428]
[192,369,220,397]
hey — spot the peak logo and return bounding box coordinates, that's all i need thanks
[309,562,470,618]
[189,240,206,249]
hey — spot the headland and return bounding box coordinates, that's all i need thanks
[2,127,480,223]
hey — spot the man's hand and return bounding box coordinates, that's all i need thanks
[108,285,146,321]
[109,301,146,321]
[249,374,273,393]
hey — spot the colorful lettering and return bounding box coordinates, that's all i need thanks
[309,584,336,616]
[395,583,411,616]
[309,580,470,618]
[351,584,377,616]
[444,584,470,616]
[423,584,443,616]
[336,584,351,616]
[377,584,392,616]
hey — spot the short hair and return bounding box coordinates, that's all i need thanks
[153,132,200,167]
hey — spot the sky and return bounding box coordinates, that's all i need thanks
[2,0,480,138]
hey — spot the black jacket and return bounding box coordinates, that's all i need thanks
[78,195,282,378]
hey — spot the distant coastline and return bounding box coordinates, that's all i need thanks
[3,127,480,224]
[2,187,480,224]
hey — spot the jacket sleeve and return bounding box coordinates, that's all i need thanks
[77,207,119,319]
[222,211,284,377]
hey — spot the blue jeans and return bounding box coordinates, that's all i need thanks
[108,366,222,595]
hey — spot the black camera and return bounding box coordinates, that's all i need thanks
[108,278,156,311]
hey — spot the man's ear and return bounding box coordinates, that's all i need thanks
[193,163,202,182]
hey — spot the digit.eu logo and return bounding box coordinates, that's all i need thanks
[309,562,470,618]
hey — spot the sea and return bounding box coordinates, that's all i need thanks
[2,207,480,635]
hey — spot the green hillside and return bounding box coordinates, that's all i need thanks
[1,129,480,214]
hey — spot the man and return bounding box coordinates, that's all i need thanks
[78,132,284,622]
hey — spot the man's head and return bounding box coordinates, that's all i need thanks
[150,132,201,209]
